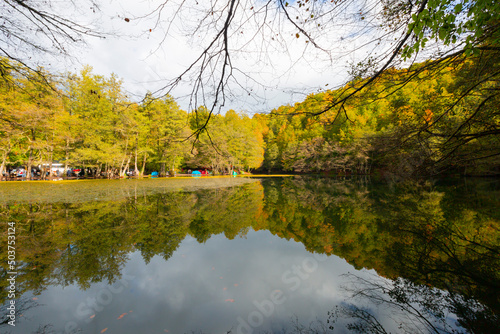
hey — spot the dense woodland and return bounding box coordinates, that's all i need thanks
[0,53,499,178]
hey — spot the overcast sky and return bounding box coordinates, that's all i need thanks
[51,0,383,114]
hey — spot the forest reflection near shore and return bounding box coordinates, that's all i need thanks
[0,176,499,333]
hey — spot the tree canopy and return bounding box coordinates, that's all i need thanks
[0,63,265,178]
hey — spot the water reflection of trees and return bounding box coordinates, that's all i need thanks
[0,183,264,301]
[371,181,500,317]
[262,177,500,333]
[0,177,498,332]
[330,273,500,334]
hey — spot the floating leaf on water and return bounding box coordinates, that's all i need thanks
[117,312,128,319]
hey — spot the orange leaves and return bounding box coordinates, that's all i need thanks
[117,312,128,320]
[424,109,433,123]
[94,310,133,333]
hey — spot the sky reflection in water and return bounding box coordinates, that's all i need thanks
[1,176,499,333]
[16,231,362,334]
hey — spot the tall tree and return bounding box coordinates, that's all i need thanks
[142,94,189,176]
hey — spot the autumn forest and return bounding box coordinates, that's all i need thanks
[1,52,499,179]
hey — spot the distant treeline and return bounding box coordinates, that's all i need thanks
[1,55,499,178]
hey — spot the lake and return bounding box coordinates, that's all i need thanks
[0,176,499,334]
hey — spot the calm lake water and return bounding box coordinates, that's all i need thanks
[0,176,499,334]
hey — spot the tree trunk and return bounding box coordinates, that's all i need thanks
[119,138,129,174]
[160,162,166,177]
[27,146,34,179]
[141,153,148,176]
[134,133,139,175]
[63,138,70,176]
[48,151,53,179]
[40,153,46,181]
[120,156,131,177]
[0,143,11,180]
[0,152,6,181]
[99,163,104,178]
[172,155,177,176]
[27,129,37,179]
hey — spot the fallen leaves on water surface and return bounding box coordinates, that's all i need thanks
[0,177,259,204]
[225,299,235,302]
[101,329,108,333]
[117,312,128,319]
[89,314,95,319]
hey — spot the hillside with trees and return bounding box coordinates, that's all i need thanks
[0,54,499,178]
[257,55,500,177]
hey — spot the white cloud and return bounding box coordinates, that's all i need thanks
[21,0,390,113]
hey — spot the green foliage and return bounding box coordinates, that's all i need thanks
[187,109,264,173]
[1,53,499,178]
[0,61,264,176]
[404,0,500,58]
[256,54,500,176]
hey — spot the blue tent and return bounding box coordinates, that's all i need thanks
[192,170,201,177]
